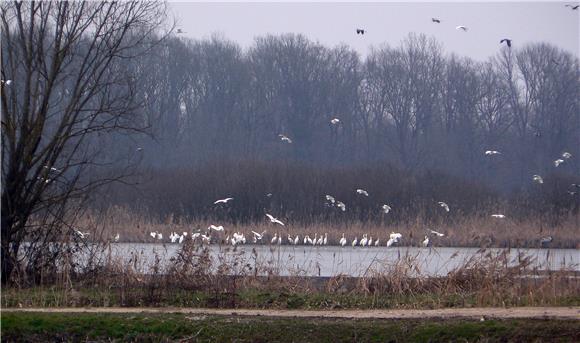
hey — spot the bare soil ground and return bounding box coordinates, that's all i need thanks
[5,306,579,320]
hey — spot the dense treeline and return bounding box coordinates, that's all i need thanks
[104,33,579,221]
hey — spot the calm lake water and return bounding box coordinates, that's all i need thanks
[103,243,579,277]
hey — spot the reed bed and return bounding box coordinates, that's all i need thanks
[78,205,579,248]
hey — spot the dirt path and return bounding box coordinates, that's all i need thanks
[4,307,579,320]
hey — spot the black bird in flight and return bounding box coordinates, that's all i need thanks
[565,4,579,10]
[500,39,512,47]
[432,18,441,23]
[356,28,365,35]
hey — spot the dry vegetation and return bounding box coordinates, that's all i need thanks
[3,239,579,310]
[81,205,579,249]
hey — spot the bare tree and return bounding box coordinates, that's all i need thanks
[1,1,168,283]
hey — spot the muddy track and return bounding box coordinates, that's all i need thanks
[4,307,579,320]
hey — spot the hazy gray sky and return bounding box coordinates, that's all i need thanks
[169,1,579,60]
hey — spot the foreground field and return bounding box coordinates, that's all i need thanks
[2,311,579,342]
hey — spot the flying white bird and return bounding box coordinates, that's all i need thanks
[214,197,234,205]
[325,195,336,204]
[252,230,266,241]
[485,150,501,156]
[456,25,468,31]
[533,175,544,184]
[278,134,293,143]
[339,233,347,246]
[554,159,565,167]
[562,152,572,159]
[208,225,225,231]
[266,213,285,226]
[330,118,340,125]
[382,204,392,214]
[390,232,403,241]
[356,189,369,196]
[429,229,445,237]
[438,202,450,212]
[491,214,506,219]
[422,236,430,247]
[336,201,346,212]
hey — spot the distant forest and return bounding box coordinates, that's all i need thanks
[97,33,578,223]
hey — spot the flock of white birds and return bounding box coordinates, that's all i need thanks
[138,148,573,248]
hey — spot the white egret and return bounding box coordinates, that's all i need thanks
[266,213,285,226]
[429,229,445,237]
[316,235,324,245]
[386,238,397,247]
[562,152,572,159]
[330,118,340,125]
[339,233,347,246]
[382,204,392,214]
[179,233,187,244]
[356,189,369,196]
[306,235,313,245]
[325,195,336,204]
[352,237,358,247]
[422,236,430,247]
[368,237,373,246]
[337,201,346,212]
[201,234,211,244]
[1,79,12,86]
[74,229,89,239]
[278,134,293,143]
[288,234,294,244]
[533,175,544,184]
[252,230,266,241]
[491,214,506,219]
[389,232,403,241]
[277,235,282,245]
[323,233,328,245]
[208,225,225,231]
[485,150,501,156]
[150,232,157,239]
[438,202,450,212]
[114,233,120,242]
[294,235,300,245]
[554,159,564,167]
[540,236,553,246]
[214,198,234,205]
[359,234,368,247]
[170,232,179,243]
[271,233,278,244]
[156,232,163,240]
[374,238,380,247]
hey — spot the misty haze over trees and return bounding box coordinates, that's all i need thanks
[101,33,579,223]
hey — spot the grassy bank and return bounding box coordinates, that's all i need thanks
[2,312,579,342]
[4,281,579,310]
